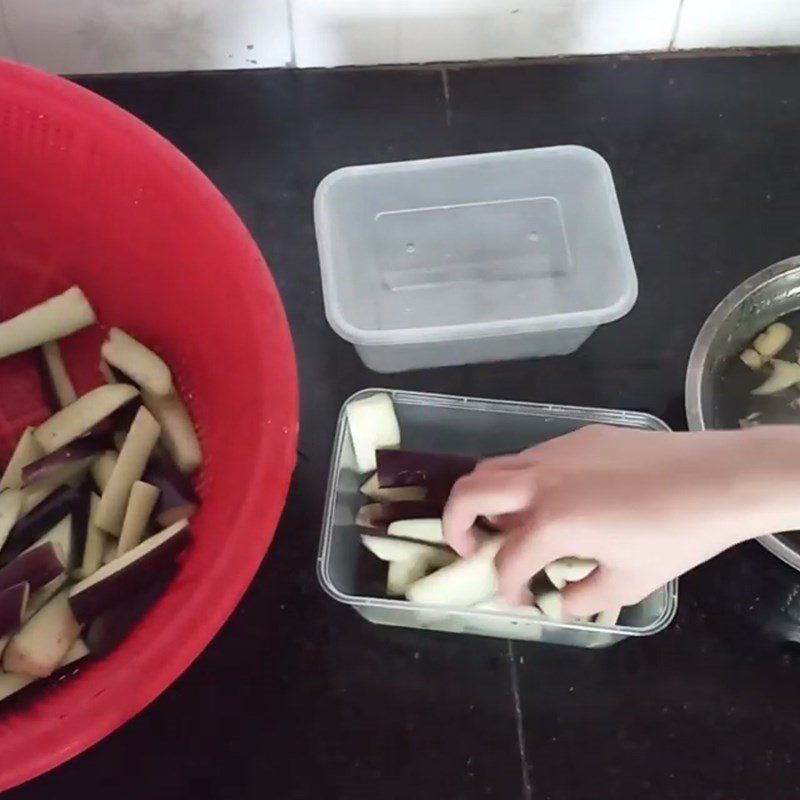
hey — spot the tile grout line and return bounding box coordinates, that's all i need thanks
[441,67,453,128]
[508,640,533,800]
[0,1,19,61]
[668,0,687,51]
[285,0,297,68]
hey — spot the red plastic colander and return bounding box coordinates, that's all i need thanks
[0,60,298,790]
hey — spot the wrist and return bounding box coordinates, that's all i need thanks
[728,426,800,542]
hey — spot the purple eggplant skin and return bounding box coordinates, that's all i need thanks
[86,399,141,439]
[376,450,478,501]
[0,484,85,565]
[0,582,28,637]
[0,543,63,593]
[86,565,178,657]
[69,524,190,623]
[144,451,199,526]
[69,487,91,572]
[37,349,61,415]
[358,500,444,529]
[22,433,114,487]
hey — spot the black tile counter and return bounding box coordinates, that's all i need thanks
[8,53,800,800]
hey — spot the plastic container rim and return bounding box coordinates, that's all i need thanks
[317,387,679,639]
[314,145,639,347]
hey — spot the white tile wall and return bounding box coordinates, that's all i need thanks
[673,0,800,50]
[0,0,292,74]
[290,0,681,68]
[0,0,797,74]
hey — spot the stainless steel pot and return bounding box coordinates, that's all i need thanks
[686,255,800,571]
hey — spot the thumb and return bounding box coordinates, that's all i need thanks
[561,568,623,618]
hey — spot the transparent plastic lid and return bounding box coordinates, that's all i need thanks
[314,146,638,346]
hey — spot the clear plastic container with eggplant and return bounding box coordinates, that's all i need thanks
[318,390,678,648]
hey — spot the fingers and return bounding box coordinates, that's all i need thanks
[473,454,532,473]
[443,468,537,557]
[494,523,558,606]
[561,568,624,617]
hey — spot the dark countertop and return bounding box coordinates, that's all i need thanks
[8,53,800,800]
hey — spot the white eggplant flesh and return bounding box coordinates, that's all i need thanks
[386,518,444,545]
[34,384,139,454]
[753,322,792,358]
[751,359,800,395]
[345,393,400,474]
[359,473,425,502]
[405,538,502,606]
[0,490,23,552]
[101,328,173,397]
[0,428,44,491]
[544,557,598,587]
[360,533,445,563]
[3,592,81,678]
[0,287,95,359]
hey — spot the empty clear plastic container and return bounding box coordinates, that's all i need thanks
[314,146,637,372]
[318,389,678,648]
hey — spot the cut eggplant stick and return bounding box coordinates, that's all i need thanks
[386,518,445,544]
[0,582,29,637]
[360,533,446,563]
[406,538,502,606]
[359,473,426,502]
[0,542,64,593]
[143,453,199,526]
[76,494,105,580]
[63,637,90,666]
[69,519,190,623]
[364,501,444,529]
[98,359,117,385]
[387,559,428,597]
[386,547,458,597]
[386,546,455,596]
[345,393,400,474]
[101,539,117,565]
[85,565,178,657]
[355,503,382,528]
[22,433,111,487]
[101,328,173,397]
[739,348,764,370]
[24,574,67,621]
[22,515,73,567]
[0,489,23,552]
[0,287,96,360]
[536,590,566,621]
[117,481,160,556]
[753,322,792,358]
[2,592,81,677]
[376,449,478,501]
[91,450,118,493]
[29,518,75,575]
[34,384,139,454]
[0,428,44,491]
[751,359,800,396]
[41,341,78,408]
[2,485,82,565]
[544,557,598,588]
[142,389,202,474]
[95,406,161,534]
[0,636,88,702]
[20,459,91,516]
[0,666,34,701]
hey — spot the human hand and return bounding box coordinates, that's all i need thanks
[442,424,800,616]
